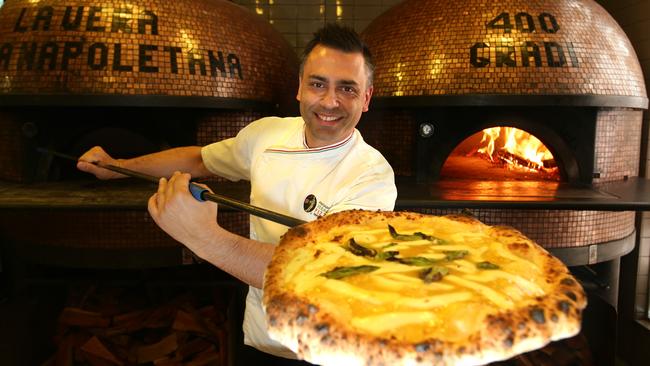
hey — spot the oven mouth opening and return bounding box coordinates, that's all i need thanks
[26,107,200,183]
[441,126,561,182]
[48,126,163,182]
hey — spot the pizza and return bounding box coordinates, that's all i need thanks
[263,210,587,366]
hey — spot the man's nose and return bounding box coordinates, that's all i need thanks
[320,88,339,109]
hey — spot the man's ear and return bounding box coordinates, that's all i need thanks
[296,77,303,102]
[362,85,374,112]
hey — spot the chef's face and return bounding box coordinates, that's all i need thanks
[297,45,373,148]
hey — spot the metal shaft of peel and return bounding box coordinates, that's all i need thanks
[37,148,307,227]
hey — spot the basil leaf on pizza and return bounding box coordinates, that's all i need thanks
[477,261,501,270]
[263,210,587,366]
[319,265,380,279]
[419,266,449,283]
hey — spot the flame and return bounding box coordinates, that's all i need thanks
[477,127,500,160]
[477,127,554,172]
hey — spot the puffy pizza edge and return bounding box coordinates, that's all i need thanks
[263,210,587,366]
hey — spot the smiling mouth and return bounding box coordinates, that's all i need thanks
[316,113,342,125]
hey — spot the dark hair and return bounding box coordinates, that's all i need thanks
[300,23,375,86]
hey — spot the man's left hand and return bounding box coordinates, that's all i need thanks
[148,171,220,255]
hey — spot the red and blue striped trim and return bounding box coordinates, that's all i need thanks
[266,132,354,154]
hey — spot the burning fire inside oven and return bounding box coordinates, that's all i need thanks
[441,126,560,181]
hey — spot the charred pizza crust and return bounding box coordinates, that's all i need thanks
[263,210,587,366]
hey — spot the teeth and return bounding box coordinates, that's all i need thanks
[318,114,339,121]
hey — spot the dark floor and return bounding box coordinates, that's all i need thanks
[615,358,631,366]
[0,286,63,366]
[0,256,246,366]
[0,252,638,366]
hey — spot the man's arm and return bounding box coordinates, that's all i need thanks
[148,171,272,288]
[77,146,212,180]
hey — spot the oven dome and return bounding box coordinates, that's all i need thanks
[362,0,647,107]
[0,0,298,108]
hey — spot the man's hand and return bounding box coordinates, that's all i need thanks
[149,171,273,288]
[77,146,125,179]
[148,171,221,257]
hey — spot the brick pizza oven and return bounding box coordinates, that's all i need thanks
[0,0,298,269]
[0,2,297,363]
[359,0,647,270]
[358,1,648,364]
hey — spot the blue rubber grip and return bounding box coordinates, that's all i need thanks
[189,182,208,202]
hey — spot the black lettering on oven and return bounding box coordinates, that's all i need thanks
[62,6,84,31]
[164,46,182,74]
[487,12,560,34]
[14,8,29,32]
[520,41,542,67]
[486,12,512,33]
[208,50,227,77]
[0,43,12,70]
[61,42,83,70]
[112,43,133,71]
[138,10,158,35]
[87,42,108,70]
[496,45,516,67]
[515,12,535,33]
[37,42,58,70]
[139,44,158,73]
[86,6,105,32]
[17,42,38,70]
[567,42,579,67]
[544,42,565,67]
[228,54,243,79]
[188,51,207,76]
[112,8,132,33]
[539,13,559,33]
[33,6,54,31]
[470,42,490,68]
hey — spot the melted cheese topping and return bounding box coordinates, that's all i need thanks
[280,216,550,343]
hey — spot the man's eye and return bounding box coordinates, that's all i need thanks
[310,82,325,88]
[341,86,358,94]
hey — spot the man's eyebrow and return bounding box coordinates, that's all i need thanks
[307,75,360,87]
[307,75,328,82]
[337,79,359,87]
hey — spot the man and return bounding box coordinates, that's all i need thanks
[78,24,396,363]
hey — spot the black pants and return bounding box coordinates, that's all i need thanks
[238,344,315,366]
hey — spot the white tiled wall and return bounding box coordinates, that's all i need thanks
[635,154,650,319]
[230,0,403,56]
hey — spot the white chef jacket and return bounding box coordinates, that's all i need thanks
[201,116,397,358]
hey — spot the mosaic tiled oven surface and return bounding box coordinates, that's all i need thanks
[358,109,415,178]
[0,0,298,105]
[410,208,635,249]
[0,0,298,257]
[196,110,263,147]
[362,0,646,98]
[360,106,641,248]
[0,0,298,180]
[358,0,645,250]
[0,209,249,249]
[361,108,643,184]
[195,110,266,231]
[593,108,643,184]
[0,109,256,255]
